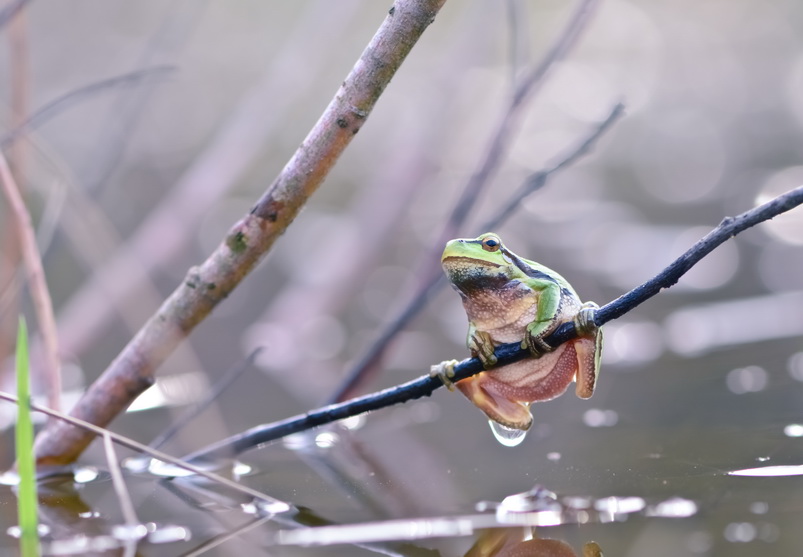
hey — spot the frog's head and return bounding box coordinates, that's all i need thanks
[441,233,527,294]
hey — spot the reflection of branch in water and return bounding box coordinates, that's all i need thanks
[183,185,803,463]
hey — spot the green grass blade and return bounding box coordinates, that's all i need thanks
[16,317,40,556]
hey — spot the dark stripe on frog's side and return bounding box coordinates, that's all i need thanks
[503,248,560,285]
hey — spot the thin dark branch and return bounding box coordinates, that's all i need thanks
[328,0,602,403]
[448,0,600,231]
[442,0,599,270]
[183,185,803,465]
[328,98,621,404]
[480,101,625,231]
[0,67,175,149]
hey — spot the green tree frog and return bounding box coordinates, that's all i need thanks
[433,233,602,432]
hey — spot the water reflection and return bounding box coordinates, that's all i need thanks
[729,465,803,477]
[465,528,602,557]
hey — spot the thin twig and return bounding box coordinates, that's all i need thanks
[8,0,29,175]
[0,151,61,412]
[329,97,620,404]
[329,0,602,402]
[0,67,175,149]
[101,433,139,557]
[446,0,600,232]
[480,101,625,230]
[148,348,262,450]
[183,186,803,463]
[32,0,449,467]
[0,390,288,506]
[83,1,205,195]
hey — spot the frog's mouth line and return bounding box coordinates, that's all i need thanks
[441,256,502,269]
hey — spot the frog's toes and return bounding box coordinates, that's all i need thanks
[523,331,553,358]
[430,359,459,390]
[574,301,600,336]
[468,330,498,369]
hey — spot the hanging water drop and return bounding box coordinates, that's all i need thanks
[489,420,527,447]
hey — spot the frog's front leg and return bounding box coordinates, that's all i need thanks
[522,283,562,357]
[468,323,497,369]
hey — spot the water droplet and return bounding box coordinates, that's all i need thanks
[489,421,527,447]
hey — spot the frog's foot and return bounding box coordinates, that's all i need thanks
[456,377,533,431]
[468,330,498,369]
[574,301,600,337]
[430,359,459,391]
[522,328,554,358]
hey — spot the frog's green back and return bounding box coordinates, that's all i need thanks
[520,256,579,298]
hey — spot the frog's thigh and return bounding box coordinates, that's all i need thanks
[573,337,597,399]
[456,374,533,431]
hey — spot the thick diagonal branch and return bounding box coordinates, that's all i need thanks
[33,0,448,467]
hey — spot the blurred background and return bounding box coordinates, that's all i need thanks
[1,0,803,555]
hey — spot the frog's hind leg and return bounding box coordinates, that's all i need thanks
[573,336,599,399]
[456,374,533,431]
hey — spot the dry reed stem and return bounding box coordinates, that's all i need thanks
[0,151,61,412]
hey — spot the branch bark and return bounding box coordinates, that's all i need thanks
[33,0,449,467]
[182,185,803,464]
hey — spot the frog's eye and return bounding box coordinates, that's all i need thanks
[481,235,501,252]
